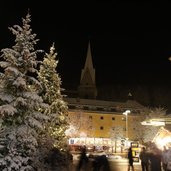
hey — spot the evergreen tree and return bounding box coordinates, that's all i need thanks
[37,44,70,170]
[0,13,49,170]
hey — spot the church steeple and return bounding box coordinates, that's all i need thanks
[80,42,96,85]
[78,41,97,99]
[84,42,93,68]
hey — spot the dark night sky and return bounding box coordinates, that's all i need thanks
[1,2,171,88]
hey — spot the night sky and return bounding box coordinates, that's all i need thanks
[1,2,171,89]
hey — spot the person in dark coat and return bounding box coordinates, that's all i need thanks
[148,145,162,171]
[76,145,88,171]
[127,147,135,171]
[161,146,168,171]
[92,154,111,171]
[139,147,149,171]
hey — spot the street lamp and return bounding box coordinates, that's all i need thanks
[123,110,131,139]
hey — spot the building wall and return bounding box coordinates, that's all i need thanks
[68,110,140,141]
[90,112,125,138]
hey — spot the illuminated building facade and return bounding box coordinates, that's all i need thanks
[64,41,147,151]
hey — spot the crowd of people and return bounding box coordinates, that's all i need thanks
[160,145,171,171]
[138,143,171,171]
[73,143,171,171]
[76,145,111,171]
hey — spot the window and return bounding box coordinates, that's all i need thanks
[100,116,104,120]
[100,126,104,130]
[89,116,92,119]
[112,117,115,120]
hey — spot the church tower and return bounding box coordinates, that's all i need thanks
[78,41,97,99]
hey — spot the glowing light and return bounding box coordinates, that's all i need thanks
[155,136,171,150]
[141,121,165,126]
[123,110,131,139]
[123,110,131,116]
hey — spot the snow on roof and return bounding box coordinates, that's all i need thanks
[64,97,145,110]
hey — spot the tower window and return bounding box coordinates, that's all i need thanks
[112,117,115,120]
[100,116,104,120]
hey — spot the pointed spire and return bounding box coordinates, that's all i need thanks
[78,40,97,99]
[84,41,94,70]
[80,41,95,84]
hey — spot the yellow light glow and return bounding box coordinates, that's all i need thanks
[155,137,171,150]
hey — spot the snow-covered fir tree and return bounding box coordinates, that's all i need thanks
[38,43,69,150]
[37,44,70,170]
[0,13,49,170]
